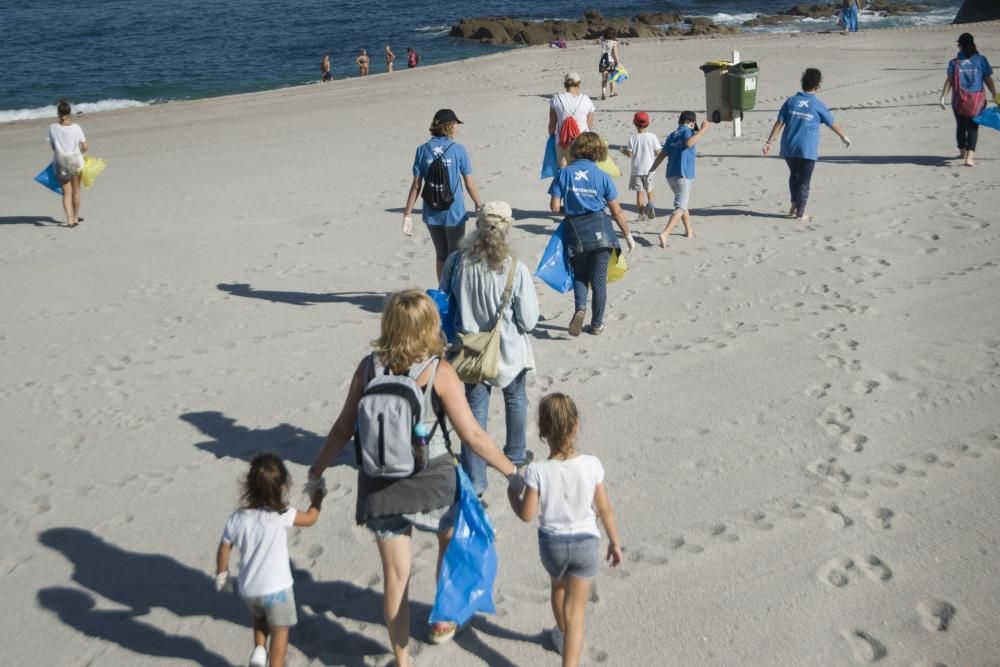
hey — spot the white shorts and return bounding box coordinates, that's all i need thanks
[667,177,692,210]
[628,174,654,192]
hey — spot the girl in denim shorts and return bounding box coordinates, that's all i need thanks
[215,454,324,667]
[507,393,624,664]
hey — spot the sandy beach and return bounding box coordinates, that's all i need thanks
[2,21,999,666]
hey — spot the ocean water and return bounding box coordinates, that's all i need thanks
[0,0,960,122]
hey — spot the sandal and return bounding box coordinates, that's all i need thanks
[429,621,458,644]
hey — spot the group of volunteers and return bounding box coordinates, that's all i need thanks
[37,25,997,667]
[207,31,998,667]
[320,46,419,81]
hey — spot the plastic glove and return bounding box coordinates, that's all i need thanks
[506,472,526,495]
[841,136,851,148]
[402,215,413,236]
[214,571,230,592]
[940,95,947,110]
[624,233,636,254]
[303,475,326,497]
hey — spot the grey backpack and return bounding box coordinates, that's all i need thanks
[354,355,449,479]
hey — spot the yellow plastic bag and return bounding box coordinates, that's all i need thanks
[607,247,628,282]
[596,154,621,178]
[81,156,107,189]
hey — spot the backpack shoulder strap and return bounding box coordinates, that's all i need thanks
[492,255,519,331]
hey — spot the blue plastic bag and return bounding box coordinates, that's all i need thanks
[535,221,574,293]
[426,288,457,343]
[429,466,497,626]
[973,106,1000,131]
[540,135,559,179]
[34,164,63,195]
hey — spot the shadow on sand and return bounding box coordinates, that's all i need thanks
[218,283,386,313]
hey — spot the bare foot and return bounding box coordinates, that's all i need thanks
[685,231,696,238]
[964,159,975,167]
[795,215,812,223]
[658,232,669,248]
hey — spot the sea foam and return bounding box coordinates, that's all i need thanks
[0,99,150,124]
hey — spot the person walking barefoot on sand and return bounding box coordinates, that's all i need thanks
[507,393,623,666]
[356,49,370,76]
[763,68,851,222]
[48,99,88,228]
[385,45,395,73]
[648,111,709,247]
[320,54,332,82]
[598,28,621,101]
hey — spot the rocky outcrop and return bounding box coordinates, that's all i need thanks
[743,1,927,25]
[449,11,737,45]
[954,0,1000,23]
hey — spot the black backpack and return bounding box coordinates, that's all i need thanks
[421,143,456,211]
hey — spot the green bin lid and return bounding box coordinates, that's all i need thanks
[731,61,758,72]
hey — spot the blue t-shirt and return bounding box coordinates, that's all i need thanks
[664,125,696,179]
[547,159,618,217]
[777,92,835,161]
[947,53,994,93]
[412,137,472,227]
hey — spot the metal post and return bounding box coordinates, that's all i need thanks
[732,49,741,138]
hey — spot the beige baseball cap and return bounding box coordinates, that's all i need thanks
[565,72,582,84]
[477,201,513,229]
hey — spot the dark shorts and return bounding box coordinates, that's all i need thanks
[427,223,466,262]
[538,531,600,580]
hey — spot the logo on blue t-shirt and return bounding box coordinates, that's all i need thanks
[796,99,810,108]
[573,169,589,182]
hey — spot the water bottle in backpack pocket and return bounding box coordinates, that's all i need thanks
[354,355,447,479]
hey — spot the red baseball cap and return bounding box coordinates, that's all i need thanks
[633,112,650,127]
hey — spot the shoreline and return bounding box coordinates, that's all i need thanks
[0,16,971,125]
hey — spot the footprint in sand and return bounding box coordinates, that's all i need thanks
[864,507,895,530]
[805,382,831,398]
[840,434,868,453]
[818,501,854,529]
[911,661,948,667]
[857,555,893,582]
[598,393,633,408]
[807,458,852,486]
[841,628,887,663]
[819,556,855,587]
[852,380,880,395]
[817,404,854,436]
[823,354,862,371]
[917,599,956,631]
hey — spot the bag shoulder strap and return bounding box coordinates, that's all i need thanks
[492,255,519,332]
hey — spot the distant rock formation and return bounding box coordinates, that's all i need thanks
[745,1,927,27]
[954,0,1000,23]
[448,10,738,46]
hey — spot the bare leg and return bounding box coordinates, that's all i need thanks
[71,174,82,222]
[681,209,694,238]
[561,575,593,667]
[658,209,684,248]
[252,615,268,649]
[965,150,975,167]
[601,73,609,99]
[268,626,289,667]
[377,530,413,665]
[435,528,453,580]
[550,577,567,632]
[60,180,75,225]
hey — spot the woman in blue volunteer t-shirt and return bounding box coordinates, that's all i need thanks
[940,33,997,167]
[763,68,851,222]
[548,132,635,337]
[403,109,484,279]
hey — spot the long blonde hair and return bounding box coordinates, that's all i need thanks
[462,224,510,272]
[371,290,445,374]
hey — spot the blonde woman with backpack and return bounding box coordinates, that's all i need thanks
[549,72,595,167]
[308,290,517,662]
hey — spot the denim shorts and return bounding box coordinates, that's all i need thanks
[538,531,600,580]
[242,587,297,627]
[367,503,457,541]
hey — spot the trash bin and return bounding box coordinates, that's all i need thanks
[728,61,759,111]
[700,60,733,123]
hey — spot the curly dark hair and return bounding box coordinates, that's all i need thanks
[801,68,822,92]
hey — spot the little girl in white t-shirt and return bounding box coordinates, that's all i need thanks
[215,453,324,667]
[508,393,623,665]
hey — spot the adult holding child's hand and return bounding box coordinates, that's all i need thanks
[308,290,516,664]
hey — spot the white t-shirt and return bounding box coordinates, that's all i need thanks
[523,454,604,537]
[222,507,297,597]
[48,123,86,157]
[550,92,594,135]
[627,132,661,176]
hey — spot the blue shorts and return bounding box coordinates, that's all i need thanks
[538,531,600,580]
[241,587,297,627]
